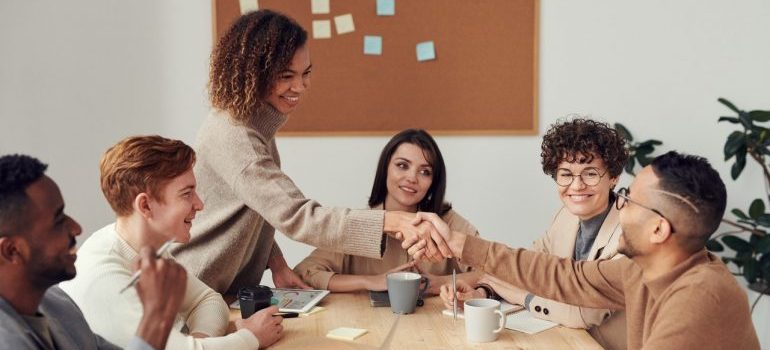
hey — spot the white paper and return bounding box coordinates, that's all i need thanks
[311,0,330,14]
[504,311,558,335]
[312,20,332,39]
[239,0,258,14]
[334,14,355,35]
[441,301,523,319]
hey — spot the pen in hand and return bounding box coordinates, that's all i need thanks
[119,240,175,294]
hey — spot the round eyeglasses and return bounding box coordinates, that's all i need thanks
[616,187,676,234]
[554,167,607,187]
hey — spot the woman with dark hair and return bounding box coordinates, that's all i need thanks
[172,10,447,296]
[294,129,480,293]
[437,118,629,350]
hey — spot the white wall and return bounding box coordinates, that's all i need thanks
[1,0,768,346]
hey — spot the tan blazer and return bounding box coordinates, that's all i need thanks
[294,207,479,290]
[529,205,627,350]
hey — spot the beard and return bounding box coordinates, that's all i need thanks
[27,237,77,288]
[618,232,641,258]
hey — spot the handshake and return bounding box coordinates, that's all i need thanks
[385,211,465,262]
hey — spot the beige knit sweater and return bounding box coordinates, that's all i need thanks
[460,235,760,350]
[173,106,385,294]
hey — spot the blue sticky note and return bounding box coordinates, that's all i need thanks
[364,36,382,55]
[377,0,395,16]
[416,41,436,61]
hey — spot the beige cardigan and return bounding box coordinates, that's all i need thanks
[294,207,479,289]
[529,205,626,350]
[459,236,760,350]
[173,106,385,294]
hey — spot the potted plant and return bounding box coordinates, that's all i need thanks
[705,98,770,313]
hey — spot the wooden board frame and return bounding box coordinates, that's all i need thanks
[212,0,539,136]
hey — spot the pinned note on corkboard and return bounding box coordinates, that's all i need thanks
[213,0,538,135]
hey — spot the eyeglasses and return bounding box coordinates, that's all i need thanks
[554,167,607,187]
[615,187,676,233]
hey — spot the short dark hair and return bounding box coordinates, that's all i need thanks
[209,9,308,122]
[368,129,451,215]
[651,151,727,251]
[541,118,628,178]
[0,155,48,237]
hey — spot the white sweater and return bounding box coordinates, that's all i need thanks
[60,224,259,349]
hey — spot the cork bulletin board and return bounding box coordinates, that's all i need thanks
[213,0,538,135]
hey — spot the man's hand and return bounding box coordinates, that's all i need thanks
[478,274,528,305]
[365,261,416,291]
[409,212,465,259]
[235,305,284,348]
[438,279,484,310]
[133,246,187,350]
[384,211,452,262]
[269,255,311,289]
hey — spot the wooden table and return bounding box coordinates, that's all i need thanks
[229,293,603,349]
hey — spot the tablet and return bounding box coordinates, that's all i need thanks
[230,288,330,314]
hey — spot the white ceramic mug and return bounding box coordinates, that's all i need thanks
[464,298,505,343]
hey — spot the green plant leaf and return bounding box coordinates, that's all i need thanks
[743,259,758,284]
[614,123,633,142]
[749,110,770,122]
[757,214,770,227]
[750,199,766,219]
[635,144,655,155]
[706,239,724,252]
[638,156,655,167]
[722,235,753,253]
[719,116,741,124]
[739,112,753,130]
[637,140,662,147]
[732,208,750,220]
[757,236,770,254]
[739,218,759,226]
[759,254,770,280]
[724,131,745,160]
[718,98,742,114]
[731,156,747,180]
[624,157,636,176]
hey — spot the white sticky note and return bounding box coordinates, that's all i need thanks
[239,0,258,14]
[312,20,332,39]
[416,41,436,61]
[326,327,368,341]
[364,36,382,55]
[311,0,330,14]
[377,0,395,16]
[334,14,355,35]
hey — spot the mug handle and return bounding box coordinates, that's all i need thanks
[493,309,505,334]
[418,276,430,298]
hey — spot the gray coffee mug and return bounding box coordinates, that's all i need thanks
[386,272,429,314]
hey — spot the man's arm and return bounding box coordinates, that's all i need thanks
[132,247,187,350]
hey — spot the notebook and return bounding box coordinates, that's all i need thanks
[441,301,523,318]
[504,310,558,334]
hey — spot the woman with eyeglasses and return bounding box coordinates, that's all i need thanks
[440,118,629,350]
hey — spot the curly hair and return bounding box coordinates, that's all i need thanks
[100,136,195,216]
[0,154,48,236]
[209,10,308,122]
[541,118,628,178]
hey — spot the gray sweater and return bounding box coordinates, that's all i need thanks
[173,105,385,294]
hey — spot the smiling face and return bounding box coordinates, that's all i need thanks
[384,143,434,212]
[22,176,82,287]
[555,154,618,220]
[145,168,203,244]
[264,44,312,115]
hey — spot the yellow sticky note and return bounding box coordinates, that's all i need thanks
[326,327,368,341]
[334,14,355,35]
[311,0,330,14]
[239,0,258,14]
[300,306,326,317]
[312,20,332,39]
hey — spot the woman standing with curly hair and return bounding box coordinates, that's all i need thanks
[439,118,630,350]
[173,10,448,297]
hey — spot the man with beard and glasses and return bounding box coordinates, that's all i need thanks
[0,154,187,350]
[414,151,760,349]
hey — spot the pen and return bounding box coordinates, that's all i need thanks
[452,268,457,321]
[119,240,175,294]
[276,312,299,318]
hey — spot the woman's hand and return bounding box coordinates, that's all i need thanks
[269,255,311,289]
[439,279,485,310]
[366,261,417,291]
